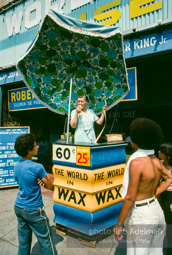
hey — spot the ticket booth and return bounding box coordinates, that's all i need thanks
[52,140,126,237]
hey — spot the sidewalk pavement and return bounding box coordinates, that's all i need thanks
[0,175,125,255]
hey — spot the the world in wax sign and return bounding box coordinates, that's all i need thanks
[53,184,123,212]
[8,87,45,111]
[53,164,125,212]
[53,164,126,192]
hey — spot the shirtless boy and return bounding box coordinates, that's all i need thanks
[113,118,172,255]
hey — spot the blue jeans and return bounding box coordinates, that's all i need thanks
[14,205,55,255]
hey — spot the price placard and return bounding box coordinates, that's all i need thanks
[76,147,90,166]
[53,144,76,163]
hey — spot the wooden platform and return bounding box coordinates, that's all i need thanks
[53,224,67,237]
[53,223,113,248]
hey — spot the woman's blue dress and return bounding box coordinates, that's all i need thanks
[71,109,98,143]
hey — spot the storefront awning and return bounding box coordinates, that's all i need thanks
[0,69,22,85]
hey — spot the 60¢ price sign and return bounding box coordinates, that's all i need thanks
[53,144,91,166]
[53,144,76,163]
[76,146,91,166]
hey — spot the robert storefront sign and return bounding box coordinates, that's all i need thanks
[8,87,45,111]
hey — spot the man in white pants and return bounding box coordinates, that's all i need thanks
[113,118,172,255]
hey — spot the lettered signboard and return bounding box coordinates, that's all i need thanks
[53,144,91,167]
[8,87,45,111]
[53,164,125,212]
[0,127,30,188]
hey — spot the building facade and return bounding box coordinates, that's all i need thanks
[0,0,172,141]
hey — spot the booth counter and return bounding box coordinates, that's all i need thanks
[52,140,126,236]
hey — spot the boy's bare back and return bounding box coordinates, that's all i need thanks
[131,155,168,201]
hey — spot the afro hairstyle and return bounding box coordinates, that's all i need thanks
[130,118,163,150]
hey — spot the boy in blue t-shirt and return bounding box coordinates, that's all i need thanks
[14,134,56,255]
